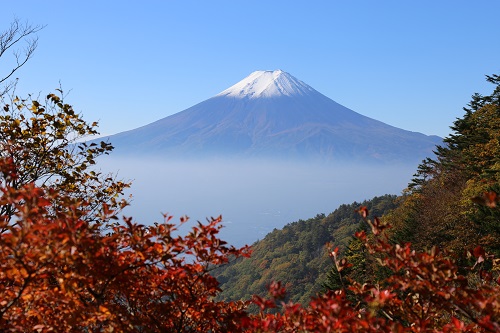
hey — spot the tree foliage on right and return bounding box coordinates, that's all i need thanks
[312,74,500,331]
[385,74,500,259]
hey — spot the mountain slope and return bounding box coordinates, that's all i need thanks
[107,70,441,163]
[212,195,398,305]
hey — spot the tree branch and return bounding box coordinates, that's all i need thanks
[0,19,45,91]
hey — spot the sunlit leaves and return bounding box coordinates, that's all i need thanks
[0,91,131,226]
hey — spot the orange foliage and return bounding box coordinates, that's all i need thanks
[0,157,251,332]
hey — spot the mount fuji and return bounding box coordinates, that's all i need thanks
[106,70,441,163]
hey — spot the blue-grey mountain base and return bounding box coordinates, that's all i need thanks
[105,70,441,164]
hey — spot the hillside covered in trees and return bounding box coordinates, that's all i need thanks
[213,195,398,304]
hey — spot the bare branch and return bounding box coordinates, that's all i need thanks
[0,19,45,93]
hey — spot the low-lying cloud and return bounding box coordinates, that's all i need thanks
[97,156,418,247]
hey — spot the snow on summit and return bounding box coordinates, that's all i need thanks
[107,69,442,164]
[216,70,315,99]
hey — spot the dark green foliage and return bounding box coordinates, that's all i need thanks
[386,73,500,262]
[322,230,368,293]
[213,195,397,305]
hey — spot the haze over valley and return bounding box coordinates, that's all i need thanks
[99,157,417,246]
[97,70,440,246]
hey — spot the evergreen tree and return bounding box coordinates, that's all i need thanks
[388,73,500,260]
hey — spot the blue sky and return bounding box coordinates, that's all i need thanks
[3,1,500,138]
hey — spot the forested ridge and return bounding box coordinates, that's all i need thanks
[213,195,398,304]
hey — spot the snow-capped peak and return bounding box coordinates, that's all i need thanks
[216,70,315,99]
